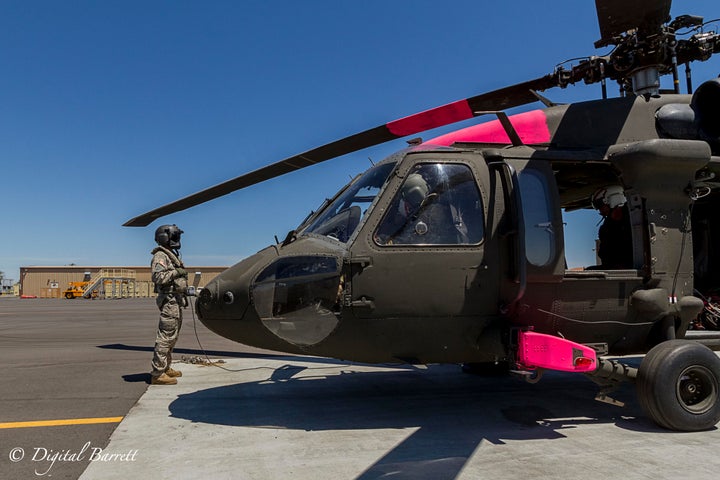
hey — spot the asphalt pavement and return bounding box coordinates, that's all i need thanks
[0,297,256,479]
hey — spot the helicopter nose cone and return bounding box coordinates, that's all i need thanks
[195,275,250,339]
[194,240,347,351]
[196,279,241,311]
[194,246,279,342]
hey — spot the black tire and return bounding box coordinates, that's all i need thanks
[65,292,74,299]
[637,339,720,431]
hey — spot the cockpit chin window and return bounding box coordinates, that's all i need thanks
[252,256,344,347]
[303,162,396,243]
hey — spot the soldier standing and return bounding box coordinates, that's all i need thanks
[150,224,188,385]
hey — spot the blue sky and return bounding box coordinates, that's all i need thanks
[1,0,718,281]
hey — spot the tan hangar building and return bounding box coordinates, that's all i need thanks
[19,265,228,299]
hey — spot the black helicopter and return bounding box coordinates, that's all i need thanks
[126,0,720,432]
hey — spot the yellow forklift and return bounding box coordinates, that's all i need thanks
[62,273,98,299]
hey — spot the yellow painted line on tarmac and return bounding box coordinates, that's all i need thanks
[0,416,124,429]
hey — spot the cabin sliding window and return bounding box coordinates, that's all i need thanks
[517,169,555,266]
[375,163,484,246]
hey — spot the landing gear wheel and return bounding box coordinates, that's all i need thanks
[637,340,720,431]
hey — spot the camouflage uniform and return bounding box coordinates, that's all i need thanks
[150,246,188,378]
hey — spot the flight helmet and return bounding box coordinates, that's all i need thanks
[592,185,626,210]
[155,224,184,250]
[400,173,429,210]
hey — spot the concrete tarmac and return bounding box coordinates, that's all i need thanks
[80,355,720,480]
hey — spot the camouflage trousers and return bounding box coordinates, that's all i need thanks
[151,294,183,377]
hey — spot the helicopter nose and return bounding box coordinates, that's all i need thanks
[195,271,252,339]
[196,280,242,317]
[194,247,279,340]
[194,244,344,349]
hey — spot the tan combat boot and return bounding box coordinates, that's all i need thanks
[151,373,177,385]
[165,367,182,378]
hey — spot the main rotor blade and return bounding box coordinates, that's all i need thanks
[123,74,556,227]
[595,0,671,43]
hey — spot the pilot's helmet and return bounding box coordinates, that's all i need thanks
[592,185,627,210]
[155,224,184,249]
[400,173,429,209]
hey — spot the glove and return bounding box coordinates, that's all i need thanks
[175,268,188,278]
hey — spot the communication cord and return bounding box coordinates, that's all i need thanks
[186,295,264,373]
[670,197,697,301]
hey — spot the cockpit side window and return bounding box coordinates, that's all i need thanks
[374,163,484,246]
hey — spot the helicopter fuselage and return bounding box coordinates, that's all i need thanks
[196,82,720,366]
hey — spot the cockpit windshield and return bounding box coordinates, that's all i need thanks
[303,162,396,243]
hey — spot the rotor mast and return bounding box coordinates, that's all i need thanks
[553,1,720,97]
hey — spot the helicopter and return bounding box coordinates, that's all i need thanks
[125,0,720,432]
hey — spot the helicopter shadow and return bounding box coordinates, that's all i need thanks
[168,361,669,480]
